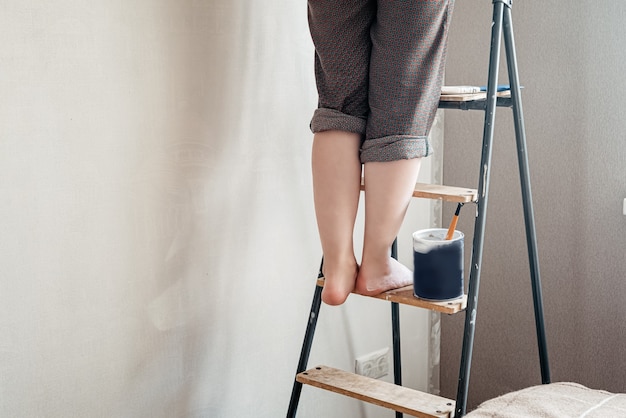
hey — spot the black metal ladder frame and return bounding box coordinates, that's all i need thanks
[287,1,550,417]
[448,1,551,415]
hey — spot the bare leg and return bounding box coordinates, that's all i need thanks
[312,130,362,305]
[355,158,422,296]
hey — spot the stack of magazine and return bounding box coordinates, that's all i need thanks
[440,85,512,101]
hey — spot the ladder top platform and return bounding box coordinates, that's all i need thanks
[317,279,467,314]
[297,366,454,418]
[360,179,477,203]
[439,89,513,110]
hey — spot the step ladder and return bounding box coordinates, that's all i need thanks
[287,1,550,417]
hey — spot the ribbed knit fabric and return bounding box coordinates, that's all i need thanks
[308,0,454,162]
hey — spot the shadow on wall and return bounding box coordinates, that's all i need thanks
[125,1,319,416]
[109,2,247,416]
[113,2,267,415]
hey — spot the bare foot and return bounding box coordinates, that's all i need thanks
[354,257,413,296]
[321,259,359,305]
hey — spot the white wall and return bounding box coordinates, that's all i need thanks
[0,1,440,417]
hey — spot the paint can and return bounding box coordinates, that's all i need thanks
[412,228,464,301]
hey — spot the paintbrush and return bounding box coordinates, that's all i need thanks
[445,203,464,240]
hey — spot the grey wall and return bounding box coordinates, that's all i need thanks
[441,1,626,411]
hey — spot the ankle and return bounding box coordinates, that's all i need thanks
[322,254,357,276]
[361,249,393,269]
[355,257,412,296]
[320,258,358,306]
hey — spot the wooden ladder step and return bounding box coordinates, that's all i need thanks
[297,366,455,418]
[316,279,466,314]
[360,179,477,203]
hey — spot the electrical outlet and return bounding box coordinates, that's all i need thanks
[355,347,389,379]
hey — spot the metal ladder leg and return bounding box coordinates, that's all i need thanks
[455,1,506,415]
[390,239,403,418]
[502,5,551,385]
[286,260,324,418]
[287,240,406,418]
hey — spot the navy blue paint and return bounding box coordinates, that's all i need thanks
[413,238,464,301]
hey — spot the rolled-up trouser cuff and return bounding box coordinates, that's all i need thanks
[310,108,367,135]
[360,134,431,163]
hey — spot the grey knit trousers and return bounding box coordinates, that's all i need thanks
[308,0,454,163]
